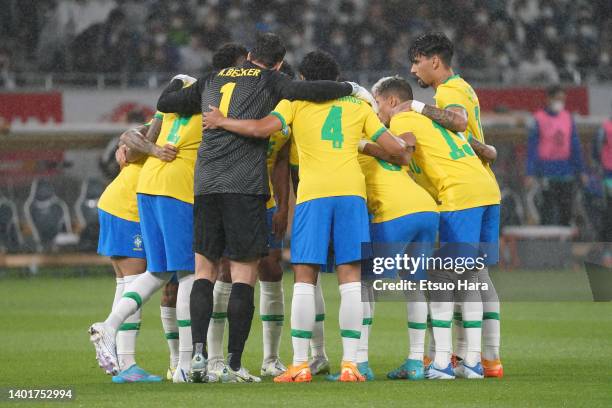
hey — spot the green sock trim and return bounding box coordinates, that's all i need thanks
[291,329,312,339]
[122,292,142,308]
[453,312,463,321]
[261,314,284,322]
[340,329,361,339]
[315,314,325,322]
[430,319,452,328]
[483,312,500,320]
[362,317,373,325]
[177,319,191,327]
[118,322,141,331]
[211,312,227,319]
[408,322,427,330]
[165,332,179,340]
[463,320,482,328]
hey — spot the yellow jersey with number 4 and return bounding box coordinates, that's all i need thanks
[137,112,202,204]
[435,74,499,182]
[390,111,500,212]
[266,130,290,209]
[357,148,438,223]
[271,96,387,205]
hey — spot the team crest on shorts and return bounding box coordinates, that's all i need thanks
[133,234,143,251]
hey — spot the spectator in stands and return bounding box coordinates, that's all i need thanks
[516,48,560,85]
[592,104,612,241]
[526,85,586,226]
[179,33,211,75]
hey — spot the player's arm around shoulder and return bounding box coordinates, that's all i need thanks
[202,106,283,139]
[393,97,468,133]
[121,116,177,163]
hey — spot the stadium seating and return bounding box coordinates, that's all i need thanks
[74,178,105,251]
[0,193,23,253]
[23,179,75,252]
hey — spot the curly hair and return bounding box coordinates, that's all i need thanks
[298,50,340,81]
[409,32,454,66]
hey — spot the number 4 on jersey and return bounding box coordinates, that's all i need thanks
[321,106,344,149]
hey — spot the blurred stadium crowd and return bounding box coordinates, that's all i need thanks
[1,0,611,86]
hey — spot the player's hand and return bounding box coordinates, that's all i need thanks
[392,100,413,116]
[272,208,288,238]
[397,132,417,149]
[171,74,197,85]
[153,144,178,162]
[347,82,378,113]
[115,144,128,168]
[202,105,225,130]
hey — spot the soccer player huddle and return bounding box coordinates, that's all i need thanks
[89,32,503,384]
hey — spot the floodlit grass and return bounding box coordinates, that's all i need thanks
[0,271,610,407]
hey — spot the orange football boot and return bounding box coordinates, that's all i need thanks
[482,359,504,378]
[273,362,312,383]
[339,361,366,382]
[423,356,432,367]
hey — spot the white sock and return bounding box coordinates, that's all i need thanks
[160,306,179,369]
[291,283,315,365]
[453,303,466,359]
[426,317,436,361]
[207,280,232,363]
[310,277,327,360]
[260,280,284,364]
[104,271,169,333]
[480,267,501,361]
[176,274,194,373]
[117,274,141,370]
[339,282,362,363]
[430,301,453,368]
[356,282,374,364]
[407,300,427,361]
[112,278,124,311]
[462,300,483,367]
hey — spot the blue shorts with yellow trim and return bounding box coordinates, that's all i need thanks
[266,206,283,250]
[291,196,370,266]
[137,193,195,273]
[438,204,500,265]
[97,209,146,259]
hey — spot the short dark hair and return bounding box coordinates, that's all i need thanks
[279,60,295,79]
[250,32,286,68]
[373,76,414,102]
[212,43,248,70]
[409,32,454,66]
[298,50,340,81]
[546,84,565,97]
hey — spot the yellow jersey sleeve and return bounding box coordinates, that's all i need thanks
[136,113,202,204]
[362,107,387,141]
[270,99,295,131]
[434,85,469,114]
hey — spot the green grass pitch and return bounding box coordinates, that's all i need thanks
[0,271,610,407]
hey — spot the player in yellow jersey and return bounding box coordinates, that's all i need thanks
[91,118,170,383]
[202,51,409,383]
[405,32,503,378]
[90,75,205,384]
[373,76,500,380]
